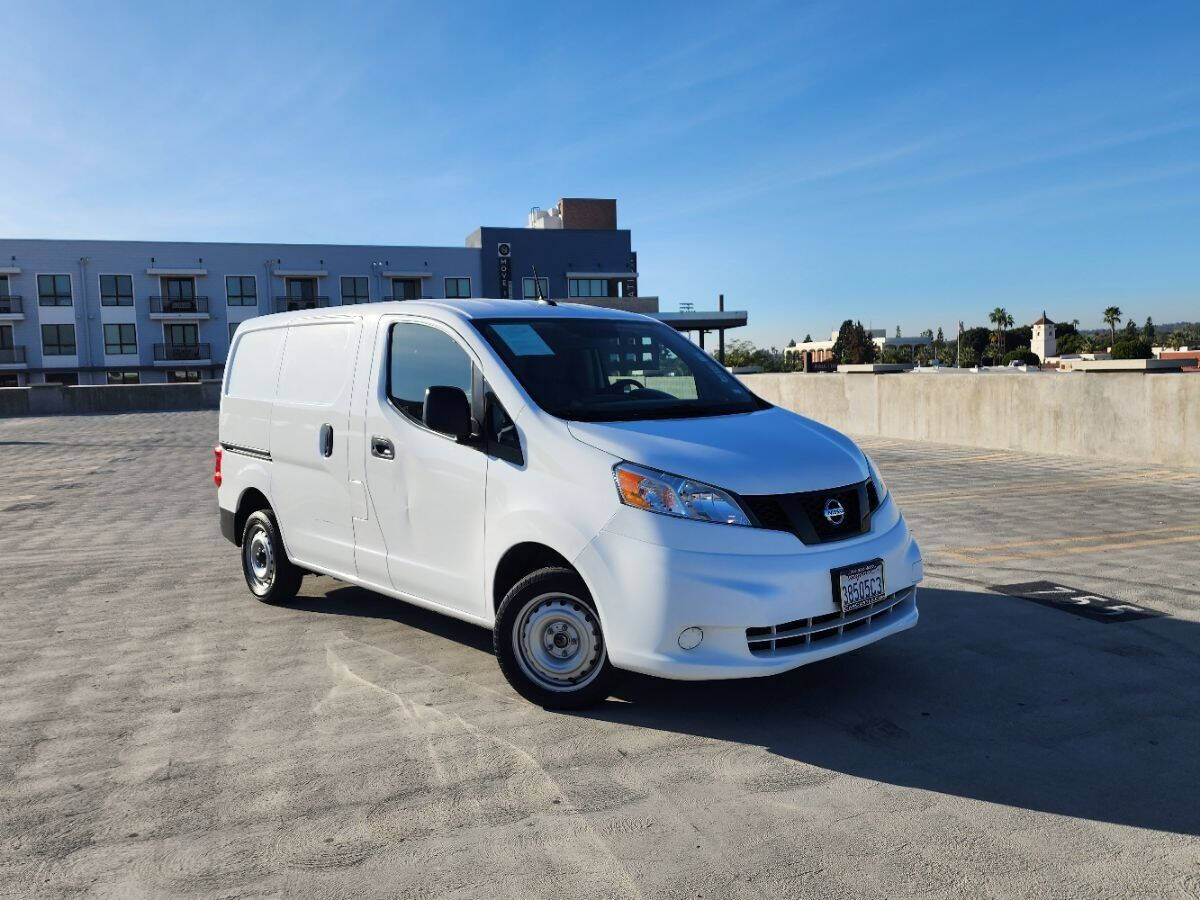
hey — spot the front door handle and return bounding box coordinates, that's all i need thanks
[371,435,394,460]
[319,423,334,458]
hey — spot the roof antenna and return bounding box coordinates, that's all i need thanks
[530,265,555,305]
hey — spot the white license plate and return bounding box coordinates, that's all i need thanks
[834,560,885,613]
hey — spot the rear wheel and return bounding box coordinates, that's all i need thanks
[494,567,614,709]
[241,509,303,605]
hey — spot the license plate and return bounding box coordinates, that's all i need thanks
[833,559,885,613]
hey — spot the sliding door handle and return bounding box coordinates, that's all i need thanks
[319,423,334,458]
[371,435,394,460]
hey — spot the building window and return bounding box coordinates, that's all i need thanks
[104,323,137,355]
[444,277,471,299]
[522,277,549,300]
[99,274,134,306]
[229,321,239,342]
[567,278,613,298]
[226,276,257,307]
[0,275,8,296]
[165,322,199,346]
[391,278,420,301]
[341,276,369,304]
[166,369,201,383]
[0,374,18,388]
[106,371,140,384]
[44,372,79,386]
[41,323,77,355]
[38,274,72,306]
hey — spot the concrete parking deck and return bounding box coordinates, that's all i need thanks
[1,412,1198,897]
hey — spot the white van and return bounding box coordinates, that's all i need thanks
[216,300,921,708]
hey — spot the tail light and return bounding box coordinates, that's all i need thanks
[213,445,223,487]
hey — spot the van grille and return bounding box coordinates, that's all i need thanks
[745,587,915,656]
[740,479,878,545]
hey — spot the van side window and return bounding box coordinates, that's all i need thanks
[388,323,473,421]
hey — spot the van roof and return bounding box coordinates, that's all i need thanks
[236,298,652,331]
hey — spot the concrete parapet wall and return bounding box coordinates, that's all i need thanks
[742,372,1200,469]
[0,381,222,417]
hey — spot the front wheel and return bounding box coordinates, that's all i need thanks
[494,567,614,709]
[241,509,303,605]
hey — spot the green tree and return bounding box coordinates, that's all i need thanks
[1143,317,1155,342]
[1111,338,1153,360]
[1103,306,1123,347]
[1002,346,1040,366]
[831,320,878,365]
[960,326,991,364]
[1056,332,1086,354]
[988,307,1013,362]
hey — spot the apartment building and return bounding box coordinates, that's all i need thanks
[0,198,652,386]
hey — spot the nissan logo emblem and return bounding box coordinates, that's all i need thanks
[823,498,846,526]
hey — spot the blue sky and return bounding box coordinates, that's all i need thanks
[2,0,1197,345]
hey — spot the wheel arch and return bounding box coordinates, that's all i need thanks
[492,541,590,614]
[233,487,272,547]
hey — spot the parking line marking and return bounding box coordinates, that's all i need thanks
[898,470,1200,504]
[938,532,1200,563]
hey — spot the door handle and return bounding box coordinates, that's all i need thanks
[319,423,334,458]
[371,435,394,460]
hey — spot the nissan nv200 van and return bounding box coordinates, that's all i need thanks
[216,300,921,708]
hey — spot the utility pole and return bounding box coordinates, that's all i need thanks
[718,293,725,364]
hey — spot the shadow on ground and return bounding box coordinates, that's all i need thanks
[289,582,1200,836]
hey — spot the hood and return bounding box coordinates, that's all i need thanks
[566,407,867,496]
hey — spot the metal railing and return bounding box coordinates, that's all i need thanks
[0,346,27,364]
[275,296,331,312]
[149,296,210,314]
[0,296,23,314]
[153,342,212,361]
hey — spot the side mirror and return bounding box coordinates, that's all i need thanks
[423,385,472,440]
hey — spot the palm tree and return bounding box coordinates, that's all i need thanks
[1103,306,1122,348]
[988,307,1012,363]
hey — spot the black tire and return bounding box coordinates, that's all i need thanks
[240,509,303,605]
[494,567,614,710]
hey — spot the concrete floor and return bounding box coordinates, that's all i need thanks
[1,412,1198,898]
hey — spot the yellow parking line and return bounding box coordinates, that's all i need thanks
[938,532,1200,563]
[899,470,1198,504]
[938,524,1196,554]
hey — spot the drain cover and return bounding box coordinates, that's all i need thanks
[991,581,1160,623]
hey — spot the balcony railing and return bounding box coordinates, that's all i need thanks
[154,342,212,361]
[0,346,27,364]
[0,296,23,314]
[149,296,210,314]
[275,296,331,312]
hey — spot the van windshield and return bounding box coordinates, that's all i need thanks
[474,317,766,422]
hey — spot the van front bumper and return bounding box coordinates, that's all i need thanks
[574,501,922,681]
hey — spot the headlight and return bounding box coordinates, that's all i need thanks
[614,463,750,526]
[864,452,888,503]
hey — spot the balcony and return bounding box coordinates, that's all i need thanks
[275,296,331,313]
[0,296,24,319]
[149,296,211,318]
[153,342,212,365]
[0,346,28,367]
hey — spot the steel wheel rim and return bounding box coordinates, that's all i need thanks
[244,524,275,595]
[512,593,605,693]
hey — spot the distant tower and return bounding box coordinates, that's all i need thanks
[1032,311,1056,361]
